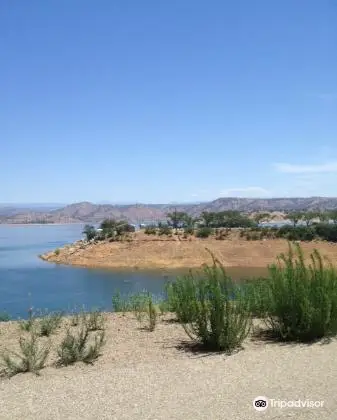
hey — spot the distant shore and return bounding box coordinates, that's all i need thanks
[39,231,337,271]
[2,222,84,227]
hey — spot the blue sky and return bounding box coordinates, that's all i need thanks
[1,0,337,204]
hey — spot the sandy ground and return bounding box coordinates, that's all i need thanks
[0,313,336,420]
[40,231,337,270]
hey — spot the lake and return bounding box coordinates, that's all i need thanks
[0,224,266,319]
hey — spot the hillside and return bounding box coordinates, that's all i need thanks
[1,197,337,224]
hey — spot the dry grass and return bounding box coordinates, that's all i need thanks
[40,231,337,270]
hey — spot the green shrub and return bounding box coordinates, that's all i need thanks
[1,332,50,377]
[195,227,212,238]
[148,296,157,331]
[81,309,106,331]
[241,278,271,317]
[19,308,36,332]
[314,223,337,242]
[169,252,251,352]
[56,326,105,366]
[165,278,197,323]
[37,310,63,337]
[55,248,60,256]
[127,292,158,330]
[112,291,132,313]
[129,292,149,322]
[0,312,10,322]
[275,225,316,241]
[184,227,194,235]
[158,299,170,315]
[83,225,96,241]
[263,243,337,341]
[144,225,157,235]
[158,225,173,236]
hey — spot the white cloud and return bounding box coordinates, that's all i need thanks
[219,187,270,197]
[273,162,337,174]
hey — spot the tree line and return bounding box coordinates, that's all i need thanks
[82,209,337,242]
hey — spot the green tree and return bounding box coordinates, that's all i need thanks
[253,212,270,225]
[182,214,198,228]
[318,211,330,223]
[302,211,319,227]
[329,210,337,224]
[201,211,215,227]
[100,219,134,235]
[166,210,188,229]
[286,211,303,227]
[83,225,96,241]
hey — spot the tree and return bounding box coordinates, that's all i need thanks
[302,211,319,227]
[253,212,270,226]
[201,211,215,227]
[286,211,303,227]
[329,210,337,224]
[98,219,135,241]
[182,214,196,228]
[166,210,188,229]
[83,225,96,241]
[318,211,329,223]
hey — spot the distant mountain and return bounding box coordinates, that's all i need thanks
[1,197,337,224]
[0,204,64,217]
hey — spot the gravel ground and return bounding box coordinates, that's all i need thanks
[0,314,336,420]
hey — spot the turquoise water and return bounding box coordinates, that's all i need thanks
[0,224,171,319]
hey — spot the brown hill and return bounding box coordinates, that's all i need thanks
[1,197,337,224]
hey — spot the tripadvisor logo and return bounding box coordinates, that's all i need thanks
[253,396,324,411]
[253,396,268,411]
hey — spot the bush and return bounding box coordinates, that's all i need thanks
[112,292,132,313]
[241,278,271,317]
[314,223,337,242]
[37,310,63,337]
[19,308,36,332]
[81,309,106,331]
[144,225,157,235]
[56,326,105,366]
[275,225,316,241]
[1,332,50,377]
[124,292,147,321]
[70,311,81,326]
[126,292,158,330]
[158,299,170,315]
[215,228,230,240]
[165,278,197,323]
[263,243,337,341]
[184,227,194,235]
[169,253,251,352]
[83,225,96,241]
[55,248,60,256]
[158,225,173,236]
[148,296,157,331]
[0,312,10,322]
[195,227,212,238]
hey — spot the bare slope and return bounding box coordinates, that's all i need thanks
[2,197,337,224]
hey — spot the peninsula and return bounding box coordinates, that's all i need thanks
[40,230,337,270]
